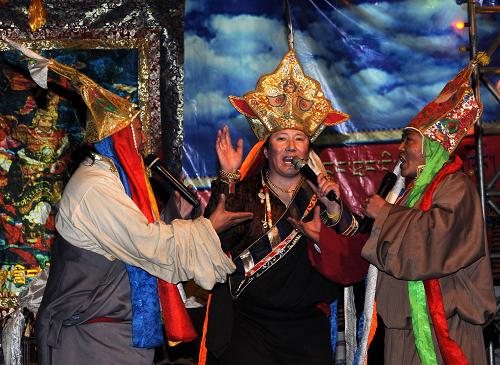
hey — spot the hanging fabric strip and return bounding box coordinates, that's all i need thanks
[330,300,338,357]
[353,264,378,365]
[408,280,439,365]
[112,126,197,344]
[344,286,357,364]
[346,163,405,365]
[95,136,164,348]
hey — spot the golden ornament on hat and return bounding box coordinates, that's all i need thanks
[228,49,349,142]
[48,59,139,143]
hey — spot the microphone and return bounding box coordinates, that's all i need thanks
[358,172,398,233]
[291,157,339,203]
[144,155,200,208]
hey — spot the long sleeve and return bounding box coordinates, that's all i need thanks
[56,161,235,290]
[362,173,486,281]
[308,225,369,285]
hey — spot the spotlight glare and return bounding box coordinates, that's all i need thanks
[453,20,466,30]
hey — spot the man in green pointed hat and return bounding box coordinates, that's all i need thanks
[362,60,496,364]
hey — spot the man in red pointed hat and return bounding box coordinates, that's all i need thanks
[362,60,496,364]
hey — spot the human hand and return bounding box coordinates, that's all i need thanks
[216,125,243,173]
[174,182,198,219]
[209,194,254,233]
[288,205,321,243]
[307,173,341,215]
[362,194,389,219]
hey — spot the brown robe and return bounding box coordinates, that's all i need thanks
[362,172,496,364]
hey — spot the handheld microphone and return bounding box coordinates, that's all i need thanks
[144,155,200,208]
[291,157,339,203]
[358,172,398,233]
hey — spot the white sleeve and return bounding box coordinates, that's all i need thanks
[59,178,235,290]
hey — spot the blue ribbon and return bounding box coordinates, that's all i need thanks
[330,300,338,357]
[94,138,163,348]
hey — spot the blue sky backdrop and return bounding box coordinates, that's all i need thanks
[184,0,499,179]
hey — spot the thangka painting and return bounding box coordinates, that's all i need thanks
[0,28,160,316]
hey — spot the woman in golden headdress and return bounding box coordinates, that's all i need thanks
[201,50,369,365]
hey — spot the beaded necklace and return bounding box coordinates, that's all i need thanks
[259,170,303,229]
[264,169,299,194]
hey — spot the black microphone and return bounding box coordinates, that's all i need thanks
[358,172,398,233]
[291,157,339,203]
[144,155,200,208]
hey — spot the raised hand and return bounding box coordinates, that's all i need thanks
[288,205,321,243]
[216,125,243,172]
[209,194,254,233]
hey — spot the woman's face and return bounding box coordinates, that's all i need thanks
[264,129,310,178]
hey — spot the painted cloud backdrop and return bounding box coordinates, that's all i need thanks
[184,0,498,179]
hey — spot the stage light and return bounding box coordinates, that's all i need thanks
[452,20,467,30]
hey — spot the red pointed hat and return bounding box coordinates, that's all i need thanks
[405,60,484,154]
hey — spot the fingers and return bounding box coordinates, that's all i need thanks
[312,205,321,221]
[187,184,197,194]
[287,217,304,232]
[315,173,339,198]
[229,212,254,224]
[215,193,226,210]
[236,138,244,154]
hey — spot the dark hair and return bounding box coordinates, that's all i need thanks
[68,143,96,175]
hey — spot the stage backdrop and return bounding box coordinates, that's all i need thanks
[183,0,499,209]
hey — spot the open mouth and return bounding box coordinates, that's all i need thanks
[283,156,294,164]
[400,155,407,167]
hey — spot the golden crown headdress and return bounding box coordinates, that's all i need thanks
[229,49,349,142]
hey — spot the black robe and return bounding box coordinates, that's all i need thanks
[204,173,343,365]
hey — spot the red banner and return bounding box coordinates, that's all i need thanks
[319,134,500,216]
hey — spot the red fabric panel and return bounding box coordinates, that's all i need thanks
[308,225,369,285]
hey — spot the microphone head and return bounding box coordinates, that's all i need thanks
[382,172,398,186]
[377,172,398,198]
[291,156,306,171]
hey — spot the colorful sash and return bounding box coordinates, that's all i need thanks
[408,155,469,365]
[229,185,318,298]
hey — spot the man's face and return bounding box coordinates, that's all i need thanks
[264,129,310,178]
[398,129,425,178]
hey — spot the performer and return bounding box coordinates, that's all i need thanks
[362,59,496,364]
[4,41,254,365]
[201,49,368,365]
